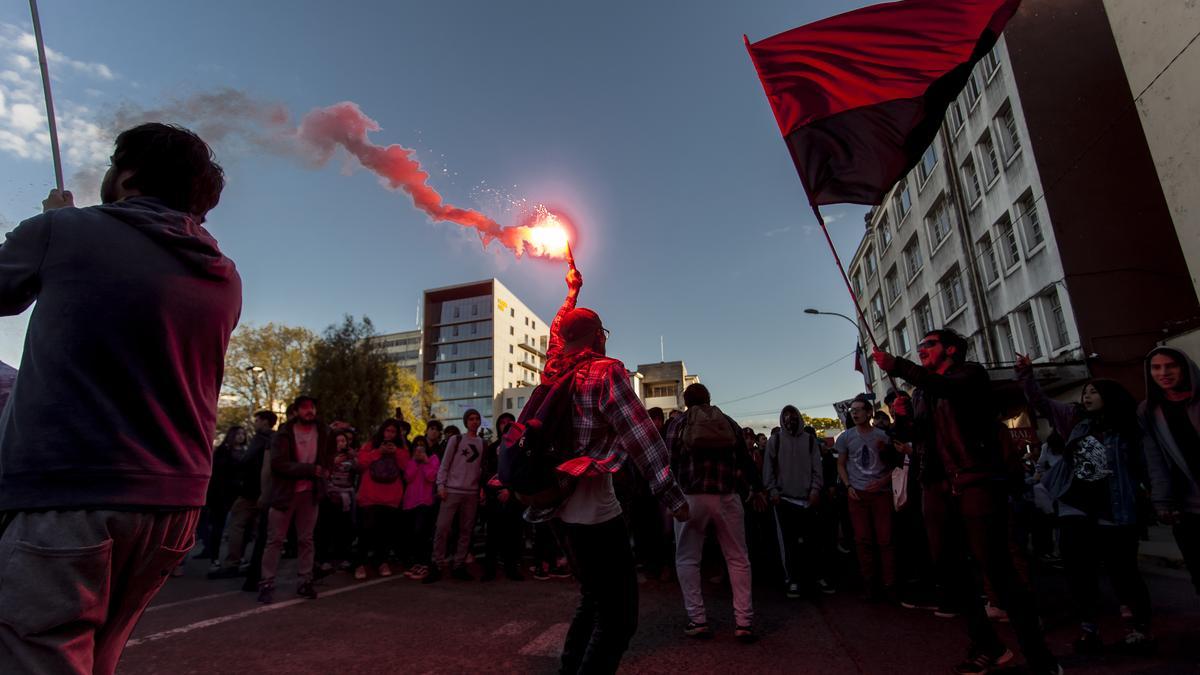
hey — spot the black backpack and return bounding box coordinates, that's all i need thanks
[368,453,401,484]
[498,359,595,508]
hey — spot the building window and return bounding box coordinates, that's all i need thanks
[852,270,863,296]
[915,298,935,336]
[508,363,513,373]
[903,237,923,280]
[471,303,479,316]
[926,198,953,249]
[961,156,982,205]
[508,345,514,354]
[452,325,460,337]
[518,396,526,407]
[871,293,885,325]
[894,321,912,355]
[893,181,912,220]
[965,71,983,108]
[885,266,901,304]
[506,398,514,410]
[982,45,1002,80]
[950,100,965,133]
[532,321,536,330]
[865,247,878,279]
[650,384,676,398]
[917,143,939,185]
[1046,289,1070,349]
[510,308,515,318]
[450,362,457,374]
[878,215,893,250]
[997,103,1021,160]
[1015,192,1043,250]
[453,306,460,319]
[938,266,966,317]
[998,215,1020,269]
[979,233,1000,284]
[509,326,514,335]
[980,132,1001,185]
[1019,305,1043,358]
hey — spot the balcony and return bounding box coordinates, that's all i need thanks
[518,341,545,357]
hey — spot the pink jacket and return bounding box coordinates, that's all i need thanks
[356,442,408,509]
[402,453,439,509]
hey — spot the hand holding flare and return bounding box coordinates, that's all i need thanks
[565,242,582,297]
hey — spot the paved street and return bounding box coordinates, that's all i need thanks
[119,548,1200,674]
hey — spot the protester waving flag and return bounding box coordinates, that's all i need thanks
[745,0,1021,206]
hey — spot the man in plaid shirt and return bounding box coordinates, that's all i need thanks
[543,262,689,675]
[663,383,766,642]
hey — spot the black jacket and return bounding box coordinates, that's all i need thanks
[888,358,1004,488]
[236,429,273,500]
[266,421,335,510]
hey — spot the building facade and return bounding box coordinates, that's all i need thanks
[421,278,548,427]
[849,33,1083,403]
[368,329,422,376]
[636,361,700,413]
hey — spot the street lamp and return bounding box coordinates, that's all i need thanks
[244,365,264,421]
[803,307,861,333]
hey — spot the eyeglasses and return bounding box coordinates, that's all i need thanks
[917,339,941,349]
[599,327,610,338]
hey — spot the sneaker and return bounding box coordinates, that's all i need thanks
[209,560,222,571]
[984,602,1009,622]
[786,583,801,599]
[952,646,1013,674]
[378,563,393,577]
[410,565,430,581]
[318,561,334,573]
[338,560,352,571]
[1119,629,1156,655]
[451,565,474,581]
[933,604,961,619]
[297,581,318,600]
[1073,627,1102,655]
[816,578,836,595]
[683,621,712,639]
[505,566,525,582]
[734,625,756,644]
[549,565,571,578]
[257,583,275,605]
[532,567,550,581]
[354,565,368,581]
[421,566,442,584]
[900,594,938,611]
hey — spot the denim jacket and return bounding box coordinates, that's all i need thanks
[1021,373,1144,525]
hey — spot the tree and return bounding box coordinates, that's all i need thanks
[219,322,316,428]
[391,366,439,437]
[804,415,843,432]
[302,315,398,434]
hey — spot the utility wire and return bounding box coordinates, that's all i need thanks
[716,351,854,407]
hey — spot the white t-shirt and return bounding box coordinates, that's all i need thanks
[557,473,622,525]
[293,425,318,493]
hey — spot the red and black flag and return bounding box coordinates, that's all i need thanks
[746,0,1021,207]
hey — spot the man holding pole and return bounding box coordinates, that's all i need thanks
[0,123,241,674]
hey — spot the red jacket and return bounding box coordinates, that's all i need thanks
[356,442,409,508]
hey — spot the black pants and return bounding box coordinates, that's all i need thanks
[1174,512,1200,594]
[402,505,435,566]
[554,517,639,675]
[484,498,525,571]
[242,507,270,592]
[317,501,355,563]
[924,482,1055,670]
[357,505,400,566]
[775,501,821,588]
[204,500,232,562]
[1058,517,1151,631]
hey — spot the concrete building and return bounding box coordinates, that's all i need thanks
[368,328,422,376]
[848,0,1200,403]
[421,278,548,427]
[635,361,700,413]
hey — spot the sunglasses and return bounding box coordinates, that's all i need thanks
[917,339,941,349]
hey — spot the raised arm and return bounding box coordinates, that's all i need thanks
[546,264,582,366]
[1015,353,1077,438]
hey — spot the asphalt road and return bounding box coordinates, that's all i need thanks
[115,551,1200,674]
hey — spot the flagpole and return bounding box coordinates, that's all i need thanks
[29,0,64,193]
[810,201,899,392]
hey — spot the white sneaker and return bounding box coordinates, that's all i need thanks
[354,565,368,581]
[985,603,1009,622]
[378,563,393,577]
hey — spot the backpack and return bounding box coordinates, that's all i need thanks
[681,404,738,451]
[368,452,401,484]
[498,358,595,508]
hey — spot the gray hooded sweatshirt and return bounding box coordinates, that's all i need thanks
[1140,346,1200,514]
[0,197,242,510]
[763,405,824,500]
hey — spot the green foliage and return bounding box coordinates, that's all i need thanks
[803,415,841,431]
[302,315,398,434]
[220,322,317,427]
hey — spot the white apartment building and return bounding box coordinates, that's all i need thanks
[847,35,1083,402]
[368,328,422,376]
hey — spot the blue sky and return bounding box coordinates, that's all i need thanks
[0,0,876,430]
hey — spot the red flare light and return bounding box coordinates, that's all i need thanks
[507,206,575,260]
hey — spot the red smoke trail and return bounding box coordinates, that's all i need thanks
[296,102,572,259]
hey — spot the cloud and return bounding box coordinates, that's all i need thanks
[762,225,792,238]
[0,24,118,202]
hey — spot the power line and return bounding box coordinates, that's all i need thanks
[716,351,854,406]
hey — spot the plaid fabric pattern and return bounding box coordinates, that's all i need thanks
[664,413,761,496]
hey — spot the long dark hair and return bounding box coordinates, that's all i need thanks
[217,425,245,450]
[1084,378,1139,439]
[370,418,404,449]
